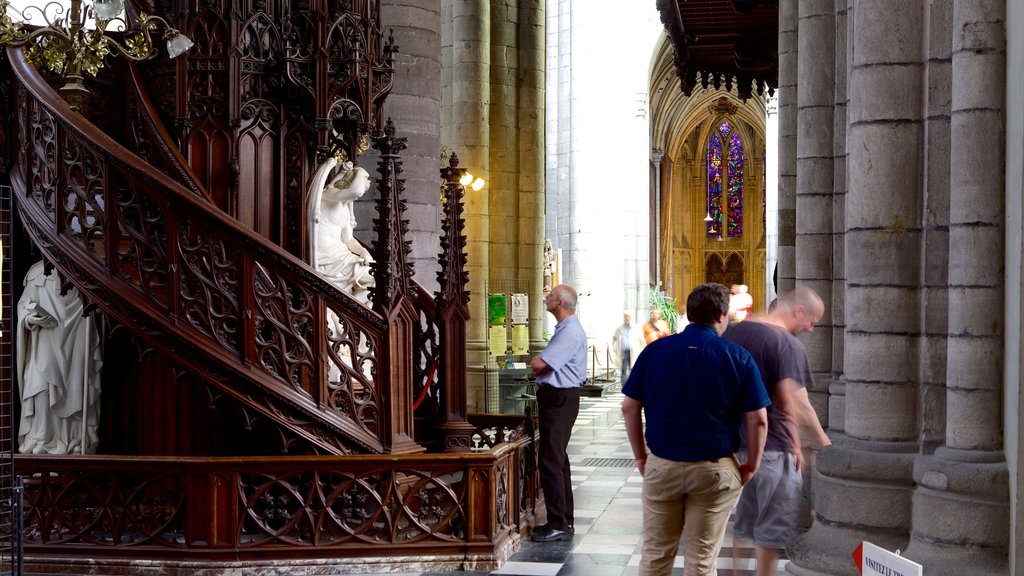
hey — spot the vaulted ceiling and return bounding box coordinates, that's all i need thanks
[655,0,778,101]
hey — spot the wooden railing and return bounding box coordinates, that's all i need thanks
[15,414,538,567]
[122,63,210,201]
[7,47,391,455]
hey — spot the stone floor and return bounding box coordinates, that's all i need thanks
[407,391,789,576]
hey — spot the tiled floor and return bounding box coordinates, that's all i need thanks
[418,391,789,576]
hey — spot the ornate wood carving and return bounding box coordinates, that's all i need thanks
[435,152,474,452]
[138,0,395,255]
[369,118,413,311]
[8,53,392,455]
[16,434,536,561]
[655,0,777,101]
[5,0,464,464]
[366,118,423,454]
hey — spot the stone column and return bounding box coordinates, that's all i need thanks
[776,0,798,295]
[543,0,569,340]
[382,0,442,294]
[795,0,834,424]
[788,0,923,571]
[515,0,547,348]
[904,2,1009,573]
[918,0,953,455]
[488,1,518,287]
[444,0,490,411]
[826,0,848,434]
[1008,1,1024,569]
[651,148,664,287]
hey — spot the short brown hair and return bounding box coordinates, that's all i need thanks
[686,283,730,326]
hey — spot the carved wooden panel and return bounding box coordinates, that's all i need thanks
[112,180,170,309]
[23,469,188,547]
[16,435,538,556]
[141,0,394,253]
[183,5,233,213]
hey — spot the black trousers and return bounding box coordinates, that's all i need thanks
[536,385,581,531]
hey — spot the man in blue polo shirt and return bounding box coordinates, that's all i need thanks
[530,284,587,542]
[622,283,770,575]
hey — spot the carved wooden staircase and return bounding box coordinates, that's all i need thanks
[9,46,415,456]
[0,12,540,575]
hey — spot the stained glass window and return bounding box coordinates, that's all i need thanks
[705,132,723,238]
[705,119,744,238]
[727,132,744,238]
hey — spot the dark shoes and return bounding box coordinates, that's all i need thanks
[531,523,573,542]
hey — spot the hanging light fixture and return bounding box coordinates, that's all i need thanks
[0,0,194,110]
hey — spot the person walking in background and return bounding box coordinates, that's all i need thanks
[729,284,754,322]
[642,308,670,344]
[622,283,770,575]
[723,287,830,576]
[612,313,643,383]
[530,284,587,542]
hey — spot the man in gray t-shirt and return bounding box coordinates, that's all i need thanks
[723,287,830,576]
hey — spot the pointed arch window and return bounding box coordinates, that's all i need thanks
[705,120,744,239]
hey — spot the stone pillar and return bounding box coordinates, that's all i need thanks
[776,0,798,295]
[488,1,518,287]
[904,1,1009,573]
[826,0,848,434]
[515,0,547,348]
[795,0,834,424]
[918,0,953,455]
[543,0,569,340]
[444,0,490,411]
[788,1,923,571]
[651,148,664,288]
[382,0,442,294]
[1008,1,1024,570]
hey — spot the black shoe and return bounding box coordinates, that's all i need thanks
[531,525,571,542]
[532,523,574,536]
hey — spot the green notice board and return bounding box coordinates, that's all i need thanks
[488,293,507,326]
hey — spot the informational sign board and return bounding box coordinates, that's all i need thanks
[852,541,923,576]
[488,325,507,355]
[510,293,529,324]
[488,293,506,326]
[512,324,529,355]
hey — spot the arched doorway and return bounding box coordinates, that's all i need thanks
[705,252,744,287]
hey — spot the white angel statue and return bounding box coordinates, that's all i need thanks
[307,156,375,305]
[307,154,380,303]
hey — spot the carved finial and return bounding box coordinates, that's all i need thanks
[708,96,738,116]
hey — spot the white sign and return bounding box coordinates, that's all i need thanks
[853,541,922,576]
[510,293,529,324]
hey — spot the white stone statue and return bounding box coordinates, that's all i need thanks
[17,261,103,454]
[543,239,556,291]
[307,157,375,305]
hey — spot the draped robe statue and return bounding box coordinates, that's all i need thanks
[307,157,375,305]
[17,261,103,454]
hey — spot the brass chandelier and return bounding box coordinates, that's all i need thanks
[0,0,193,109]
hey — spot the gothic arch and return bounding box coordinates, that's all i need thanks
[649,34,767,315]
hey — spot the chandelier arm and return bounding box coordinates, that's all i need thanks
[99,30,156,61]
